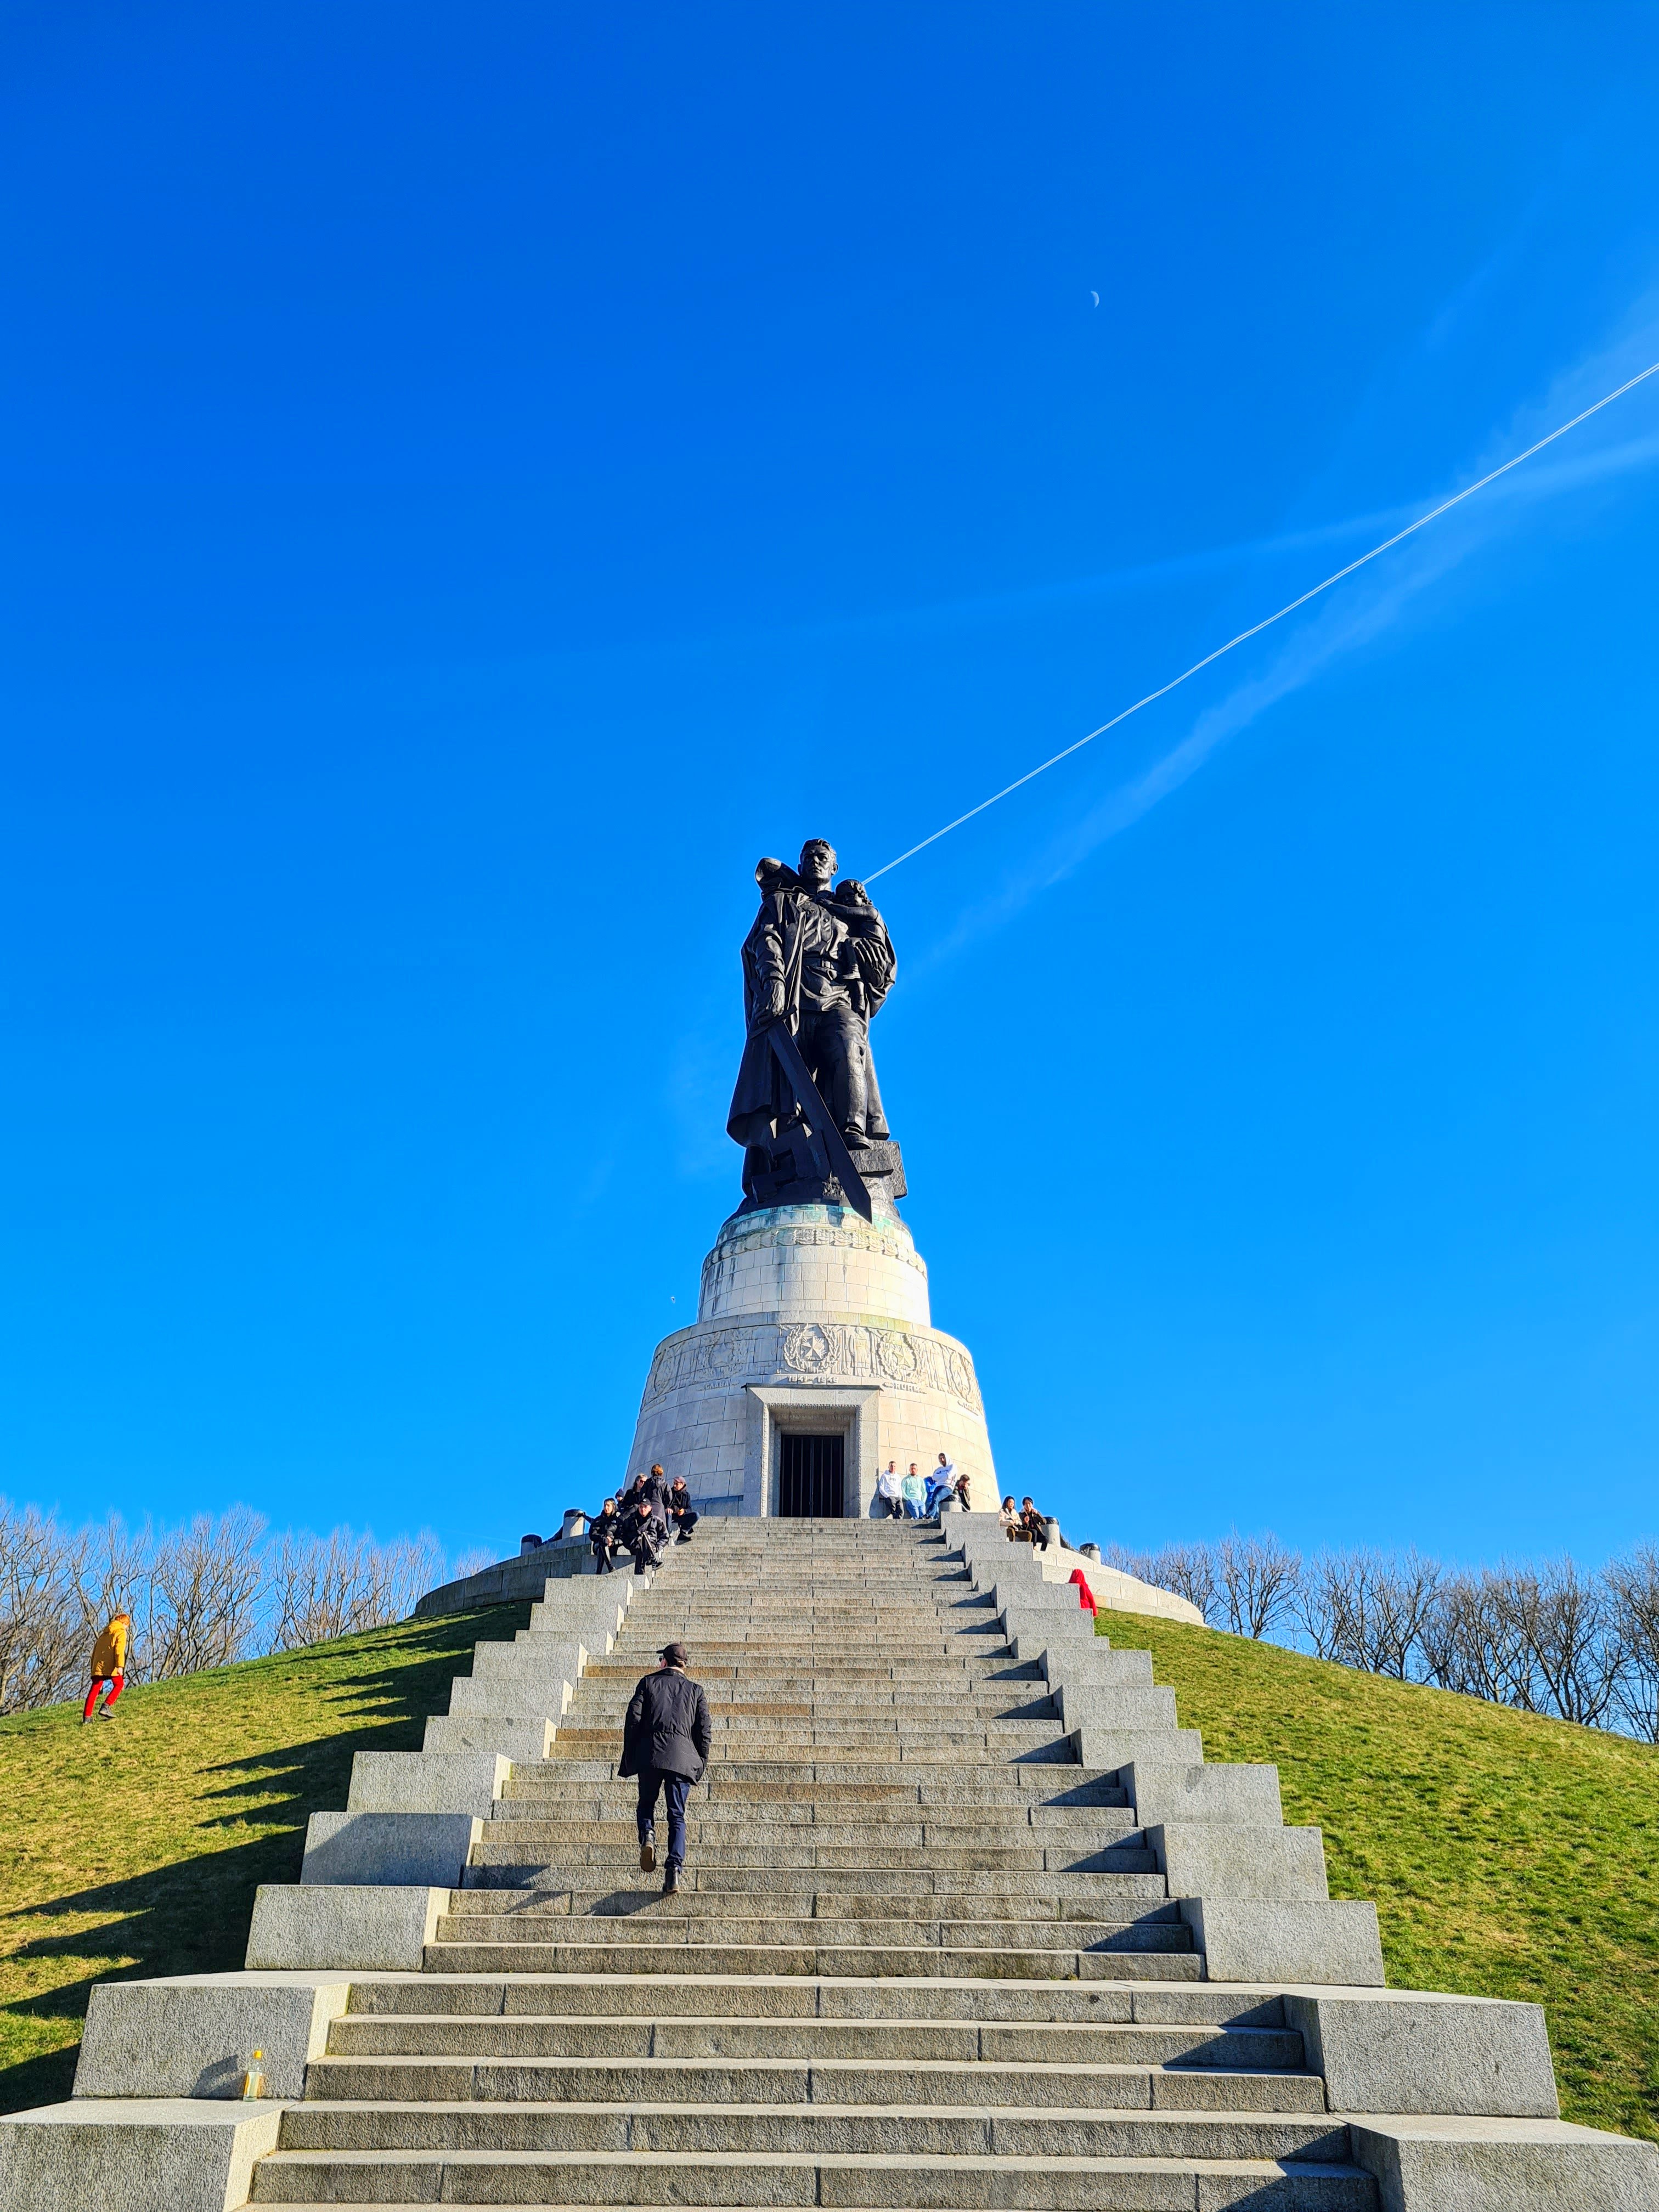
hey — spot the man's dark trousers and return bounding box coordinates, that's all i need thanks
[636,1767,690,1870]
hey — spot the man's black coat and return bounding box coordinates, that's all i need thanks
[620,1664,712,1782]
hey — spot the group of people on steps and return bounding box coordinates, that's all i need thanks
[590,1464,698,1574]
[875,1452,969,1520]
[999,1493,1051,1544]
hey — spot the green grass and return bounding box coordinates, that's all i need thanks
[1097,1610,1659,2141]
[0,1601,528,2117]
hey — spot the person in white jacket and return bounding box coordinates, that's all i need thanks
[925,1455,958,1516]
[876,1463,904,1520]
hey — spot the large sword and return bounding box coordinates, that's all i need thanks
[761,1020,874,1222]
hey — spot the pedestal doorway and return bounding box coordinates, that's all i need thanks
[778,1432,845,1517]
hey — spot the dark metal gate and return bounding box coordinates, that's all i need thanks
[778,1432,845,1518]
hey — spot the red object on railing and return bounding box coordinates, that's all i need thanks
[1069,1567,1097,1613]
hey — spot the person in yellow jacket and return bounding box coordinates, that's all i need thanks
[83,1612,132,1723]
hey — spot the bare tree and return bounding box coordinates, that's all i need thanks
[1418,1569,1540,1709]
[1297,1550,1357,1662]
[72,1515,154,1677]
[269,1526,444,1650]
[1101,1541,1222,1624]
[1519,1556,1626,1729]
[1300,1548,1442,1678]
[0,1502,87,1713]
[147,1509,268,1678]
[1607,1547,1659,1742]
[1216,1530,1302,1639]
[1369,1550,1443,1679]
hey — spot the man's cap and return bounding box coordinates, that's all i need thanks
[660,1642,689,1667]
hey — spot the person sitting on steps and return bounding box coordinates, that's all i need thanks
[589,1498,621,1574]
[620,1640,711,1895]
[1017,1496,1046,1545]
[901,1464,927,1520]
[924,1454,957,1517]
[665,1475,699,1544]
[876,1463,904,1520]
[1000,1496,1020,1541]
[619,1476,663,1574]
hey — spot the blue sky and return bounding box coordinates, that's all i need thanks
[3,4,1659,1570]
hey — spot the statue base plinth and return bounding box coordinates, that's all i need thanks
[624,1200,994,1518]
[742,1137,906,1213]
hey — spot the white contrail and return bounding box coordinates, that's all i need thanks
[863,358,1659,884]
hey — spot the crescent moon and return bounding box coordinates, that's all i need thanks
[1090,290,1099,306]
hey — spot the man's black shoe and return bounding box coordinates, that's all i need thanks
[639,1837,656,1874]
[662,1865,680,1895]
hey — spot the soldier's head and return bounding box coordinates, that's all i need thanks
[798,839,836,889]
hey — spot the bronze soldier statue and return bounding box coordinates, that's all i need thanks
[727,839,906,1214]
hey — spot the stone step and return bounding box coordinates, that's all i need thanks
[505,1770,1128,1802]
[605,1595,965,1607]
[615,1602,1012,1615]
[578,1673,1042,1692]
[472,1839,1153,1874]
[492,1795,1133,1821]
[494,1696,1073,1723]
[602,1622,973,1633]
[464,1853,1160,1883]
[301,2054,1326,2114]
[324,2015,1306,2069]
[479,1852,1153,1880]
[346,1974,1267,2023]
[546,1728,1067,1748]
[249,2171,1375,2210]
[566,1699,1057,1716]
[503,1772,1130,1802]
[607,1611,995,1623]
[584,1675,1028,1690]
[256,2103,1355,2160]
[455,1868,1171,1906]
[541,1745,1079,1768]
[484,1796,1132,1831]
[439,1900,1185,1937]
[262,2103,1351,2162]
[595,1645,990,1663]
[567,1695,1058,1717]
[424,1941,1201,1980]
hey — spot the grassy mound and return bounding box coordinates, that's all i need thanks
[0,1601,528,2116]
[1099,1611,1659,2141]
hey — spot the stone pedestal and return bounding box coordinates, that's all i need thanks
[625,1201,996,1515]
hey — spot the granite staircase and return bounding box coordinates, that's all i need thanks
[6,1516,1655,2212]
[252,1523,1375,2208]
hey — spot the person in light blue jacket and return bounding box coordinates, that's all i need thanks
[900,1465,928,1519]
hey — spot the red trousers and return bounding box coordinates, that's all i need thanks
[84,1673,125,1719]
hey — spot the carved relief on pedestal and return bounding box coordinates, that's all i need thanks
[781,1322,833,1374]
[644,1318,983,1413]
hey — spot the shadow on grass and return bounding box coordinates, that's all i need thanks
[196,1609,532,1826]
[0,1602,529,2117]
